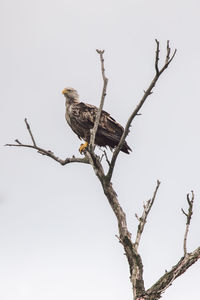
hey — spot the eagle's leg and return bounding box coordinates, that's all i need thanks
[79,141,88,154]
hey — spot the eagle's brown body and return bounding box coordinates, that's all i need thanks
[62,88,131,154]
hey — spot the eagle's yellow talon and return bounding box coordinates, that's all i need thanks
[79,142,88,154]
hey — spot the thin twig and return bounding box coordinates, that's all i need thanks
[99,148,111,167]
[115,234,123,244]
[103,150,111,167]
[182,191,194,256]
[24,118,37,147]
[106,40,176,183]
[89,50,108,151]
[155,39,160,74]
[159,45,177,75]
[134,180,161,250]
[165,40,171,64]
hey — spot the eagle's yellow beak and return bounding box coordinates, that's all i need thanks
[62,88,67,94]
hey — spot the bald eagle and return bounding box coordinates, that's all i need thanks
[62,88,131,154]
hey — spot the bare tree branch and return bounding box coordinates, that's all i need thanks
[182,191,194,256]
[134,180,160,250]
[89,49,108,151]
[139,191,197,300]
[5,119,89,166]
[155,39,177,76]
[106,40,177,183]
[146,246,200,299]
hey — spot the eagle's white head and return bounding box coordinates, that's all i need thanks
[62,87,79,104]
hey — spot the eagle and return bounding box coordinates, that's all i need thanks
[62,88,131,154]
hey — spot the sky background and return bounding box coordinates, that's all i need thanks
[1,0,200,299]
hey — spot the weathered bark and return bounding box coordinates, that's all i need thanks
[6,41,200,300]
[86,149,200,300]
[145,247,200,299]
[86,151,145,298]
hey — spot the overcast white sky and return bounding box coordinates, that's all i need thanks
[1,0,200,299]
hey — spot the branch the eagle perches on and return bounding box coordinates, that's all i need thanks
[6,41,200,300]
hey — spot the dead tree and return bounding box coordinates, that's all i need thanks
[6,41,200,300]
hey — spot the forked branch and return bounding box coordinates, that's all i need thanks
[106,40,177,182]
[5,119,89,166]
[142,191,198,300]
[135,180,161,250]
[182,191,194,256]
